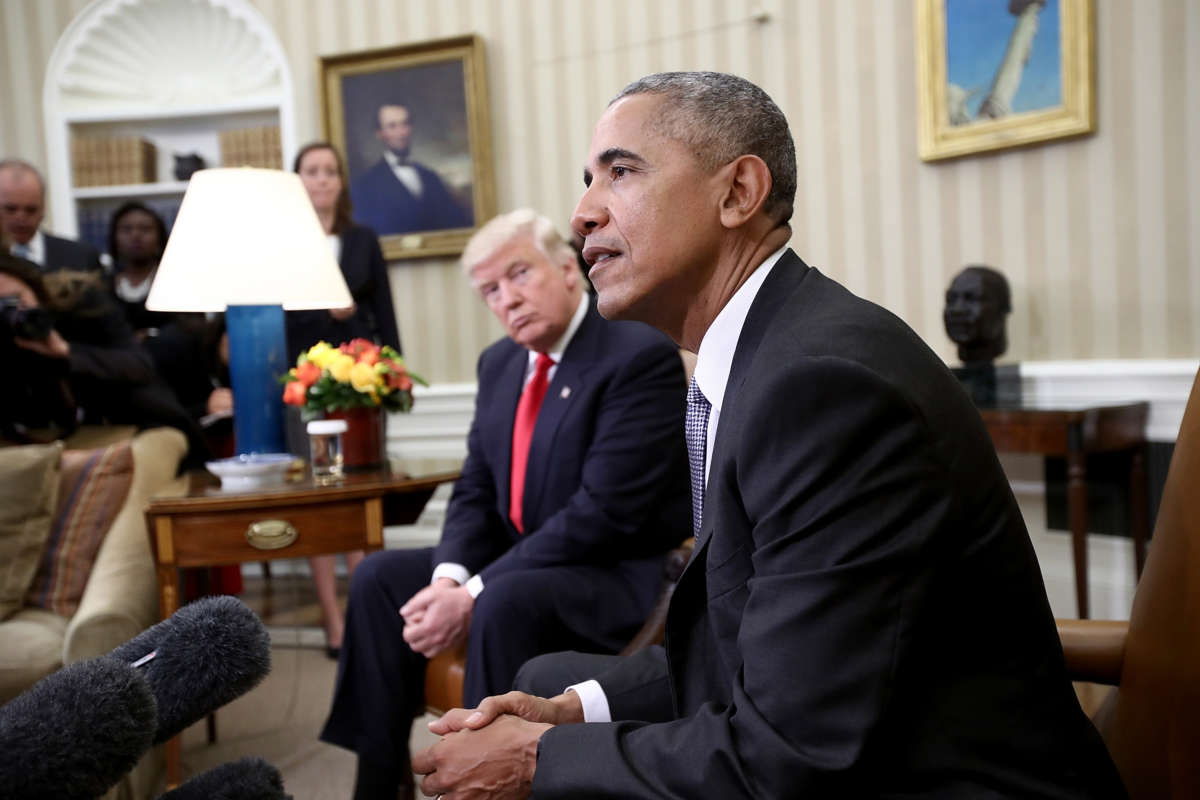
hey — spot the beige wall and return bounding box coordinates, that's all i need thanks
[2,0,1197,383]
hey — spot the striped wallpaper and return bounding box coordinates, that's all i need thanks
[1,0,1197,383]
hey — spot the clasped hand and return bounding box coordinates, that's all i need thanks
[413,691,584,800]
[399,578,474,658]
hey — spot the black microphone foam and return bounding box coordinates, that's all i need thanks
[156,757,293,800]
[0,657,157,800]
[109,594,271,743]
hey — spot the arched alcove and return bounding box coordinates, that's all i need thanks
[42,0,296,240]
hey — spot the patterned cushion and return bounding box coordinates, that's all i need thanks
[25,441,134,617]
[0,442,62,620]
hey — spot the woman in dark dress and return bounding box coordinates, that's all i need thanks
[291,141,401,656]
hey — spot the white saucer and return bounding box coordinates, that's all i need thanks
[206,453,295,490]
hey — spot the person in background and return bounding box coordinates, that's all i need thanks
[290,141,401,656]
[0,159,105,275]
[0,252,206,462]
[108,201,173,336]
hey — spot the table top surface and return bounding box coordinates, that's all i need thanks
[976,400,1149,415]
[148,457,462,512]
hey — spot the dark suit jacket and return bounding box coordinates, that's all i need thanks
[434,300,690,586]
[285,223,401,363]
[349,158,472,236]
[42,233,103,274]
[535,252,1124,798]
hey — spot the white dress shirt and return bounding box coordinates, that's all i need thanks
[383,150,424,197]
[11,230,46,266]
[430,293,590,599]
[568,245,789,723]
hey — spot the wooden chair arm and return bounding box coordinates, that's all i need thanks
[1056,618,1128,686]
[423,539,696,713]
[620,539,695,656]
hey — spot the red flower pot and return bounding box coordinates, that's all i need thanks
[325,407,386,471]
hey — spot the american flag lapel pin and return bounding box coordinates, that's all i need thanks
[560,386,571,399]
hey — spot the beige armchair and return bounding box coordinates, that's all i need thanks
[0,426,188,800]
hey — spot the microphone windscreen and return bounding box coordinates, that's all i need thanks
[0,657,156,800]
[109,595,271,743]
[156,757,293,800]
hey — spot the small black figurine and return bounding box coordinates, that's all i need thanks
[173,153,206,181]
[944,265,1019,407]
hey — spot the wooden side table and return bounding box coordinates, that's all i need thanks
[979,403,1149,619]
[144,465,459,789]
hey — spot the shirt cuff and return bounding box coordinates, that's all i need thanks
[566,679,611,723]
[431,562,470,586]
[465,574,484,599]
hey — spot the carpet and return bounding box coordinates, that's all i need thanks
[178,639,439,799]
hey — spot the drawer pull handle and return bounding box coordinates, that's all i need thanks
[246,519,298,550]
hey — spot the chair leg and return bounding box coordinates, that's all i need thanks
[261,561,272,580]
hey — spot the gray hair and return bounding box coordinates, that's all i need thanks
[0,159,45,196]
[461,208,578,277]
[613,71,796,225]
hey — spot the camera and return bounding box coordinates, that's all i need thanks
[0,295,53,341]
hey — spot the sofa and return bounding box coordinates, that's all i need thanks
[0,425,188,800]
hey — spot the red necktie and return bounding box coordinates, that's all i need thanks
[510,353,555,533]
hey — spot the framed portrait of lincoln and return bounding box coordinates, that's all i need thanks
[320,34,496,259]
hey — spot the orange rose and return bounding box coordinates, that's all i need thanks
[358,348,379,366]
[295,361,321,387]
[282,380,308,406]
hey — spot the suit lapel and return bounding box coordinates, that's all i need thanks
[519,302,599,527]
[687,250,811,557]
[495,345,529,527]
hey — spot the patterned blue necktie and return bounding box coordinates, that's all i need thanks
[11,243,31,260]
[686,376,712,537]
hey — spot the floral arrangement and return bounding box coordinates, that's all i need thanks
[282,339,426,415]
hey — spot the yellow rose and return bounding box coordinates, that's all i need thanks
[306,342,337,369]
[328,353,355,383]
[349,362,378,393]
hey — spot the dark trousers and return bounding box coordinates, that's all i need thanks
[319,546,663,766]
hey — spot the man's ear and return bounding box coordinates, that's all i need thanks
[718,155,772,229]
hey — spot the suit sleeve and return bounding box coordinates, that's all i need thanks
[361,230,401,354]
[432,350,514,571]
[476,340,687,583]
[63,294,156,384]
[533,358,954,798]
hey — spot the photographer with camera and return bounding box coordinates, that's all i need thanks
[0,253,207,460]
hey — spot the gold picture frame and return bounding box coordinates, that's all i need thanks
[319,35,495,259]
[916,0,1095,162]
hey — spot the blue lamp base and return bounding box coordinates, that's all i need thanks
[225,304,288,455]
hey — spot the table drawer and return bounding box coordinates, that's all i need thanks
[165,501,373,565]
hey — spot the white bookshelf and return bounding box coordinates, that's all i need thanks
[42,0,296,248]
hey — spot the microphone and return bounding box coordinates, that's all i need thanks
[0,657,157,799]
[109,594,272,743]
[156,757,293,800]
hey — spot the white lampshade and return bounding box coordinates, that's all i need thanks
[146,167,353,312]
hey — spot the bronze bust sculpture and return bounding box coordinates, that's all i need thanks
[944,265,1010,364]
[944,266,1018,407]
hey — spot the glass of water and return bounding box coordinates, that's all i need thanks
[306,419,347,483]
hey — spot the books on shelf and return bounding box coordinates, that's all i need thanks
[219,125,282,170]
[71,135,157,187]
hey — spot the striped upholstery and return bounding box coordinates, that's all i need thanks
[25,441,134,617]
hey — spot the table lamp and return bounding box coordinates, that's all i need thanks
[146,168,352,455]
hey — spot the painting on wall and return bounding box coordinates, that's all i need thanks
[320,34,495,259]
[916,0,1094,162]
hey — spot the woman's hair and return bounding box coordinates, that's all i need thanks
[0,252,51,306]
[107,201,168,264]
[292,141,354,234]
